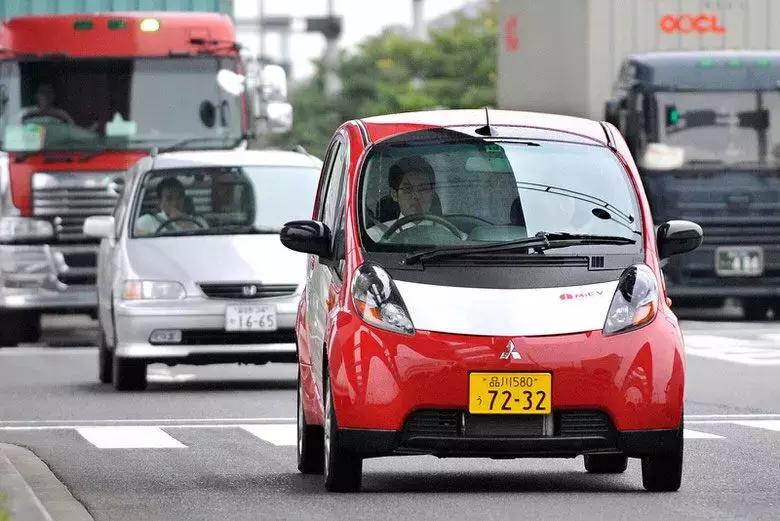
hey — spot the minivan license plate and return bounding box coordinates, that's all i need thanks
[225,304,277,332]
[715,247,763,277]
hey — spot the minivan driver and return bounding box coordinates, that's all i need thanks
[135,177,208,236]
[367,156,438,241]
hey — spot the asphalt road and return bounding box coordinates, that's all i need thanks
[0,310,778,521]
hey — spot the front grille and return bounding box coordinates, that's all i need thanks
[404,410,460,438]
[32,171,123,243]
[199,283,297,299]
[179,329,295,345]
[558,410,613,437]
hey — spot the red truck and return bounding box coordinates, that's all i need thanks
[0,12,288,345]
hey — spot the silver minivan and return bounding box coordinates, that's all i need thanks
[84,150,321,390]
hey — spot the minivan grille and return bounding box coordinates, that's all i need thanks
[198,283,298,299]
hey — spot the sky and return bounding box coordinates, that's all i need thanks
[233,0,475,80]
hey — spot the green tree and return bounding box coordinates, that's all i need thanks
[274,1,497,157]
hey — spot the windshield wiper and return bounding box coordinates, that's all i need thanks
[403,232,637,265]
[211,224,279,235]
[157,136,242,154]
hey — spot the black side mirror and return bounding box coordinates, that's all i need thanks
[280,220,332,258]
[657,220,703,259]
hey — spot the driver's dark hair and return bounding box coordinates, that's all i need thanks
[389,156,435,190]
[156,177,185,199]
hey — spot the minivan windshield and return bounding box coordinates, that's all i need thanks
[131,165,319,238]
[360,137,642,254]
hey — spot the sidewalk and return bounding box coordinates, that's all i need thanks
[0,444,92,521]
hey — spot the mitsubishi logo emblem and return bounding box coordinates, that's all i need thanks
[242,285,258,297]
[500,340,521,360]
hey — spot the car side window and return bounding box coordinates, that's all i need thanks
[314,140,340,220]
[321,138,347,230]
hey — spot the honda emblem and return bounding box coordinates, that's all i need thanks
[500,340,521,360]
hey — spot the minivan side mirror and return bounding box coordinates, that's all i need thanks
[657,220,703,259]
[83,215,116,239]
[280,220,332,258]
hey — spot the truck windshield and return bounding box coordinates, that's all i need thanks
[0,57,243,153]
[655,90,780,165]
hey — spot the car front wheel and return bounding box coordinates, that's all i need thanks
[323,372,362,492]
[297,369,324,474]
[112,357,147,391]
[641,428,683,491]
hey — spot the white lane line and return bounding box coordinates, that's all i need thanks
[687,414,780,420]
[733,420,780,433]
[0,348,95,356]
[683,429,725,439]
[683,334,780,366]
[76,426,187,449]
[241,424,297,446]
[0,417,295,426]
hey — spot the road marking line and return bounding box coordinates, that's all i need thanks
[0,348,95,356]
[683,429,724,439]
[76,426,187,449]
[241,424,297,446]
[687,414,780,420]
[0,417,296,426]
[733,420,780,433]
[683,334,780,366]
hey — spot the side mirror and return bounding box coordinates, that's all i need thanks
[280,220,332,258]
[83,215,116,239]
[657,220,702,259]
[256,101,293,134]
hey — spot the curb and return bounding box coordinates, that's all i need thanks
[0,444,93,521]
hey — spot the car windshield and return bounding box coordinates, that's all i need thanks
[0,57,243,153]
[654,90,780,165]
[131,165,319,238]
[360,134,642,253]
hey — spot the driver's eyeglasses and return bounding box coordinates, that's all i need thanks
[397,182,434,195]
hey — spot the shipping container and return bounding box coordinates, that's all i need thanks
[497,0,780,119]
[1,0,233,19]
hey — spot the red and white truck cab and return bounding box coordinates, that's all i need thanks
[0,12,289,345]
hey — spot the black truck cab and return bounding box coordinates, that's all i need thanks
[606,51,780,319]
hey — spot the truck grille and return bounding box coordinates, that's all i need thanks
[198,283,297,299]
[32,171,124,243]
[32,171,124,286]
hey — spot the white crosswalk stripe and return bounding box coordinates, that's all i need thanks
[682,333,780,366]
[241,424,297,446]
[683,429,724,439]
[732,420,780,432]
[76,426,188,449]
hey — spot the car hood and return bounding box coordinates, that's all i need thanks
[126,235,306,288]
[395,279,620,336]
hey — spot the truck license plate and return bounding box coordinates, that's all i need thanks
[225,304,277,332]
[715,247,763,277]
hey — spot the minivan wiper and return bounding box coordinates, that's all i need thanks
[211,224,279,235]
[403,232,637,265]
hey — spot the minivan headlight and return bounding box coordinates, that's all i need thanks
[603,264,659,336]
[122,280,186,300]
[351,263,415,335]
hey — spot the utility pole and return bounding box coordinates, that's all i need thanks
[412,0,425,40]
[323,0,340,96]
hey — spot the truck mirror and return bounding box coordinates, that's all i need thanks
[255,101,293,135]
[738,109,769,131]
[259,64,288,102]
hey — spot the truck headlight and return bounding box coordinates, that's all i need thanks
[351,263,415,335]
[122,280,186,300]
[0,217,54,243]
[603,264,659,336]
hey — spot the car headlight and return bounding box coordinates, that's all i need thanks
[603,264,659,336]
[0,217,54,243]
[351,263,415,335]
[122,280,186,300]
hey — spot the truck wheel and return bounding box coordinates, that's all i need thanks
[323,373,362,492]
[0,312,23,346]
[20,313,42,343]
[98,331,114,384]
[584,454,628,474]
[297,369,324,474]
[743,300,770,321]
[641,428,683,492]
[113,357,147,391]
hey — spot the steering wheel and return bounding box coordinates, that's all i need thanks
[154,216,206,235]
[380,213,466,242]
[22,111,70,124]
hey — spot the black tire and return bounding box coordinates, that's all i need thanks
[584,454,628,474]
[641,428,683,492]
[112,357,147,391]
[743,300,770,321]
[323,373,362,492]
[297,369,324,474]
[0,312,22,347]
[20,313,41,343]
[98,332,114,384]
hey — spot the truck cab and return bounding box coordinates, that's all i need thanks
[0,13,290,345]
[606,51,780,319]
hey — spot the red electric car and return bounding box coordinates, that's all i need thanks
[280,109,702,492]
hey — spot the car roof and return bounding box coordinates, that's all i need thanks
[359,109,608,145]
[149,149,322,170]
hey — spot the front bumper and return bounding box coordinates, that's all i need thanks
[114,295,299,363]
[322,308,685,433]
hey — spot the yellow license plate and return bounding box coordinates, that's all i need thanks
[469,372,552,414]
